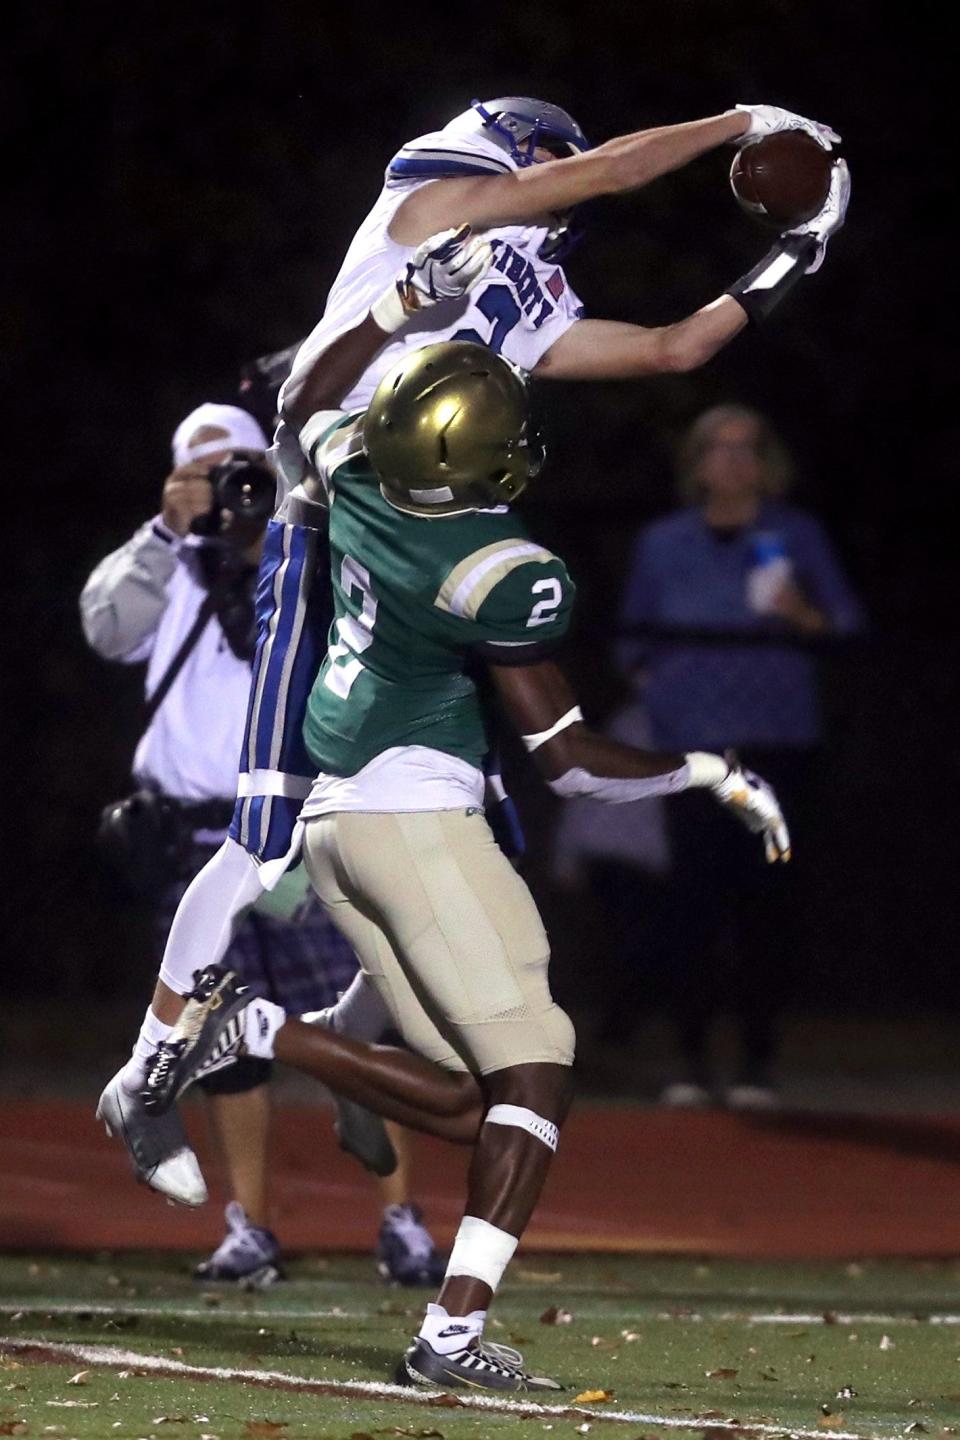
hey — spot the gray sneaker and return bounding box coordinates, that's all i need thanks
[396,1334,562,1393]
[97,1070,207,1207]
[194,1201,282,1288]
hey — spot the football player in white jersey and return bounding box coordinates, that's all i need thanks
[102,95,849,1260]
[279,94,848,465]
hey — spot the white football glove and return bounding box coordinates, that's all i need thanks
[732,103,841,151]
[710,751,792,864]
[784,156,851,273]
[371,224,493,333]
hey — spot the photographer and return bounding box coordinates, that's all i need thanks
[81,402,445,1287]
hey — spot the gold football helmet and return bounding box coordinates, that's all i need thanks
[363,341,543,516]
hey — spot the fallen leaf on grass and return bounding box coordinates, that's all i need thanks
[836,1387,857,1400]
[905,1425,928,1434]
[620,1330,640,1342]
[46,1400,99,1408]
[244,1423,288,1437]
[879,1334,896,1350]
[152,1417,190,1425]
[66,1371,90,1386]
[0,1423,28,1437]
[590,1337,617,1350]
[818,1416,845,1430]
[822,1311,838,1325]
[705,1368,738,1380]
[573,1389,613,1404]
[539,1306,573,1325]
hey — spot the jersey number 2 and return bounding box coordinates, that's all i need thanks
[526,577,562,628]
[453,285,521,355]
[323,555,377,699]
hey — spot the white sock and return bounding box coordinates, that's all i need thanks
[120,1008,174,1093]
[242,997,286,1059]
[418,1302,486,1355]
[301,972,392,1042]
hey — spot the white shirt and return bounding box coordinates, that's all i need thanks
[80,520,253,801]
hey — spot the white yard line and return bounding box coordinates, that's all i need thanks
[0,1335,880,1438]
[2,1300,959,1326]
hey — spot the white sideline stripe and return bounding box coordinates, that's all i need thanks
[3,1301,959,1327]
[0,1302,369,1322]
[0,1337,874,1438]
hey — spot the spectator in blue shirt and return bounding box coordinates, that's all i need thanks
[617,403,865,1108]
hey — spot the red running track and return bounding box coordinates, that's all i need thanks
[2,1101,959,1255]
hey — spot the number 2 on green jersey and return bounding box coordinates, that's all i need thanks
[324,556,561,699]
[323,555,377,698]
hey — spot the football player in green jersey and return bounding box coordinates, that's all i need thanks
[146,230,793,1391]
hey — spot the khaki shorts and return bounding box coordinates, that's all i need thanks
[302,808,575,1076]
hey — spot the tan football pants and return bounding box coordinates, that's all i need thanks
[301,808,575,1076]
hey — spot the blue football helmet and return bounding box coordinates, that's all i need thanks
[469,97,590,263]
[470,97,590,167]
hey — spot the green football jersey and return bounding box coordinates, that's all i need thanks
[303,416,575,777]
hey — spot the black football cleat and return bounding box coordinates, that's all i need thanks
[395,1334,562,1393]
[141,966,251,1115]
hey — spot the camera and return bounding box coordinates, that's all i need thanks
[189,456,277,537]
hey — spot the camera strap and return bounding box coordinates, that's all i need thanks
[143,588,220,726]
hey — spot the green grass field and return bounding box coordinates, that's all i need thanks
[2,1252,959,1439]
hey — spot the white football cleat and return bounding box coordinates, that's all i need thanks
[97,1069,208,1207]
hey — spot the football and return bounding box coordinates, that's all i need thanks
[729,131,833,228]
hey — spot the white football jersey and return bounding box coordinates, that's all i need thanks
[280,120,584,420]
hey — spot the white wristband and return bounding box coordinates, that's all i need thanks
[299,409,346,467]
[683,751,731,789]
[369,283,410,335]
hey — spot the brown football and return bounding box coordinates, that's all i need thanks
[730,131,833,228]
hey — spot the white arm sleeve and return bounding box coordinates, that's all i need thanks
[157,837,266,995]
[548,762,692,804]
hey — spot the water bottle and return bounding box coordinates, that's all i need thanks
[746,531,792,614]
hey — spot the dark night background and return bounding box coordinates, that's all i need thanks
[5,1,955,1050]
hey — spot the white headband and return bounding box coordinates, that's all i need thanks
[171,402,268,467]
